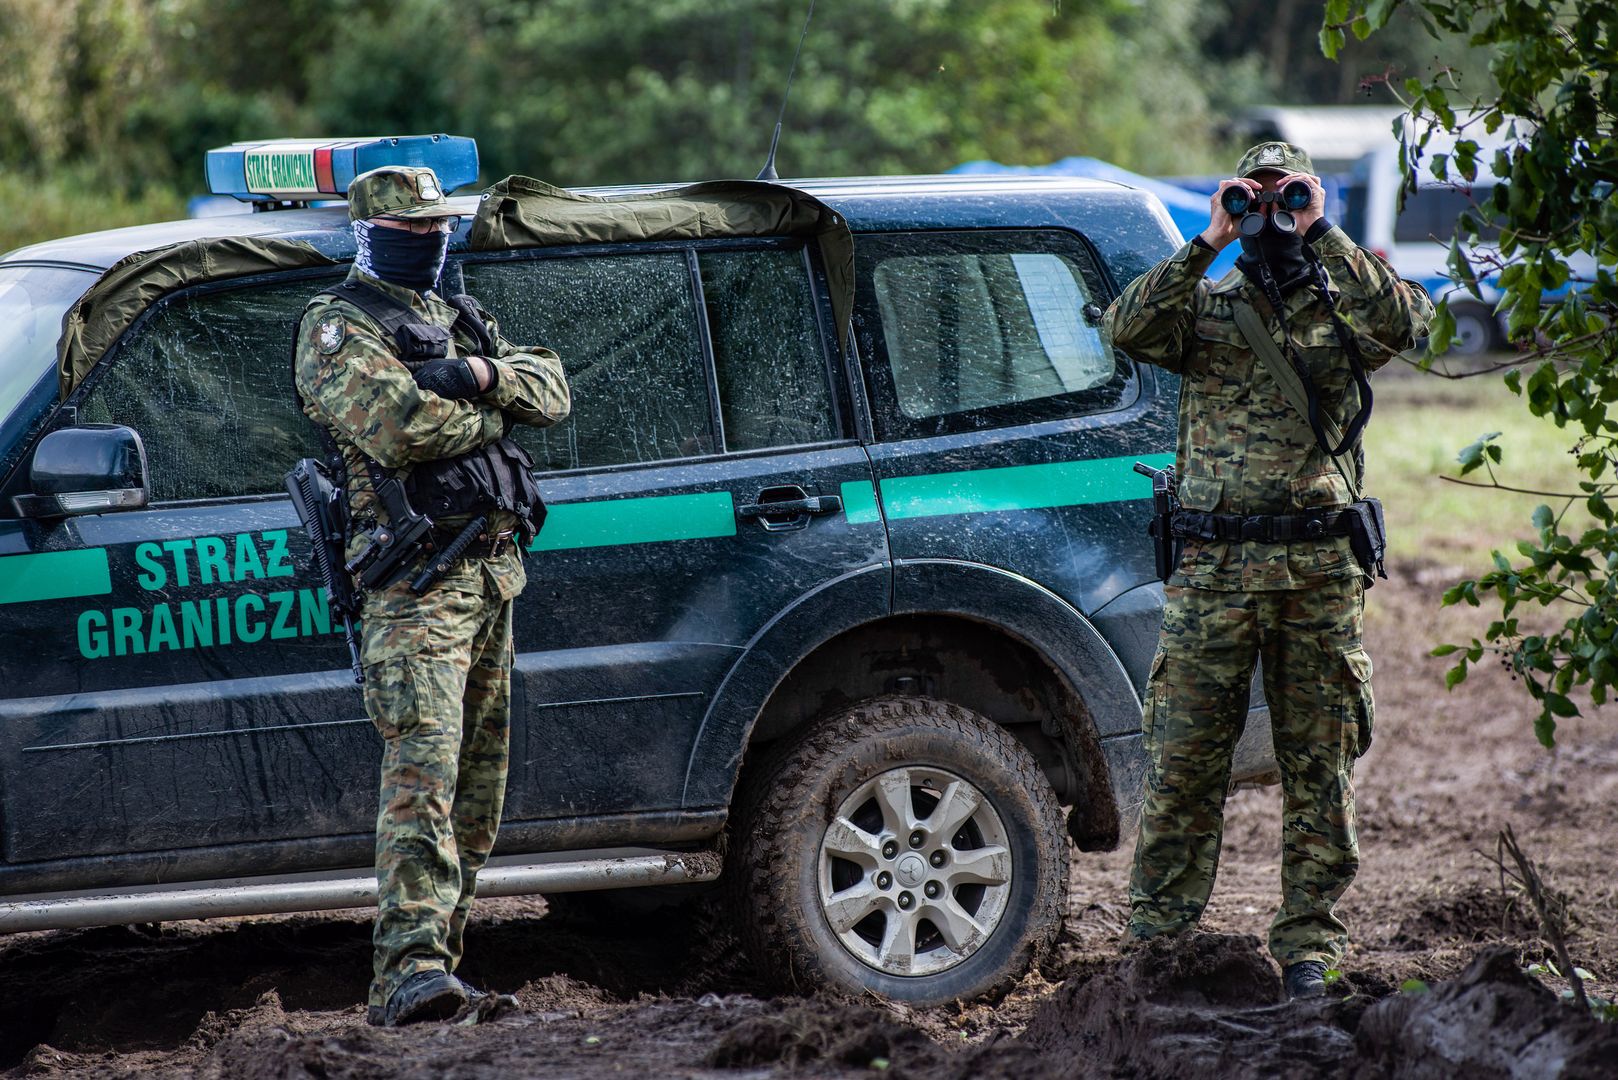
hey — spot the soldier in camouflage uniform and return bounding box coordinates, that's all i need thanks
[294,166,570,1026]
[1103,142,1432,998]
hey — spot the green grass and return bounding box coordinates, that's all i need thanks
[0,167,186,257]
[1369,362,1596,571]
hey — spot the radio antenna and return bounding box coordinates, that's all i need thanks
[756,0,816,182]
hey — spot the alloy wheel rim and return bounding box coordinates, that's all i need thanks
[816,765,1013,977]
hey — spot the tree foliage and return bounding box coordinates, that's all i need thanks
[1328,0,1617,745]
[0,0,1241,200]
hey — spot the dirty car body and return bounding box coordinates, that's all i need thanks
[0,171,1276,1000]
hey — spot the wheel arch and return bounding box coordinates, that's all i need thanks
[684,558,1143,852]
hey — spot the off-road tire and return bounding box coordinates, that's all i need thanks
[728,695,1067,1005]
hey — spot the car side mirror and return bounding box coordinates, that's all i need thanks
[12,424,149,518]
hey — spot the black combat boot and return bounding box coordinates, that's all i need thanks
[1283,960,1328,1000]
[371,969,467,1026]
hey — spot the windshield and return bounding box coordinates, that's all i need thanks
[0,264,94,423]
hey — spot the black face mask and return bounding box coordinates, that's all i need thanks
[353,221,448,293]
[1236,226,1311,297]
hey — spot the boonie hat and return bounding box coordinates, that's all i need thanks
[347,165,460,222]
[1236,141,1315,178]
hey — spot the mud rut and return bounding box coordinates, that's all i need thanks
[5,568,1618,1079]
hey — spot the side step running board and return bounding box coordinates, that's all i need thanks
[0,849,721,934]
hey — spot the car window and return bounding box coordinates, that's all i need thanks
[853,230,1131,440]
[698,248,839,452]
[462,253,714,471]
[77,274,340,501]
[0,266,94,425]
[1395,185,1498,244]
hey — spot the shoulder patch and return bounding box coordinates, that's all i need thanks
[315,311,348,354]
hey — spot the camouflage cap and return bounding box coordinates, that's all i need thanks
[1236,141,1315,178]
[347,165,460,222]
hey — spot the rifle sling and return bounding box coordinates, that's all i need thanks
[1229,296,1362,502]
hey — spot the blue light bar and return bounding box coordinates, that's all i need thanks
[204,135,480,203]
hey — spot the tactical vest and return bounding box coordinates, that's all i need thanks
[299,280,547,546]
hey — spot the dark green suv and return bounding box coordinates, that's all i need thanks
[0,147,1275,1005]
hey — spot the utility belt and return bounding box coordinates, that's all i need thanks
[1171,508,1356,543]
[1169,498,1387,580]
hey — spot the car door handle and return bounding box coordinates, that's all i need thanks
[736,495,843,519]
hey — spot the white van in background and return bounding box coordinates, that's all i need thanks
[1355,133,1510,356]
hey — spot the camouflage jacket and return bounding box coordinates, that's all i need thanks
[294,268,571,600]
[1104,228,1433,590]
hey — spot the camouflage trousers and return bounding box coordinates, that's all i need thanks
[360,563,514,1009]
[1127,577,1374,967]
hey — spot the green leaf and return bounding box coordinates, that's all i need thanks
[1544,692,1579,718]
[1428,303,1456,357]
[1351,15,1372,39]
[1504,369,1522,394]
[1319,24,1347,58]
[1532,505,1555,530]
[1457,431,1501,474]
[1535,711,1558,748]
[1400,978,1430,995]
[1446,662,1469,689]
[1431,643,1461,657]
[1366,0,1396,30]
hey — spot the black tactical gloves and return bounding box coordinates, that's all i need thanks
[414,358,481,399]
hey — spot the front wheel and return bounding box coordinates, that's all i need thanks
[729,696,1068,1005]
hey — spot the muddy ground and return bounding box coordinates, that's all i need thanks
[4,564,1617,1078]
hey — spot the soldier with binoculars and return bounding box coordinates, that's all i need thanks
[1104,141,1433,1001]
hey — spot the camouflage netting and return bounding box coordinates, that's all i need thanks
[57,237,339,399]
[470,176,856,351]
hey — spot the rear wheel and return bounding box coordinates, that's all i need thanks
[729,696,1067,1004]
[1444,300,1502,357]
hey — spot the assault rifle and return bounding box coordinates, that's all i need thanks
[285,458,363,683]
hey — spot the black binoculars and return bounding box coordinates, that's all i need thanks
[1221,180,1313,236]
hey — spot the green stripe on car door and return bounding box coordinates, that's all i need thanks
[530,490,738,551]
[0,549,113,605]
[875,452,1172,522]
[840,480,881,525]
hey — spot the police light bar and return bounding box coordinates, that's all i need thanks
[205,135,479,203]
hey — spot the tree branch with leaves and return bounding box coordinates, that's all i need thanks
[1324,0,1617,746]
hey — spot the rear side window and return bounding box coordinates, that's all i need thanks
[698,248,839,452]
[853,230,1131,440]
[463,253,714,470]
[1394,185,1498,244]
[77,275,339,501]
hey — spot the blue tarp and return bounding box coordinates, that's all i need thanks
[951,156,1241,276]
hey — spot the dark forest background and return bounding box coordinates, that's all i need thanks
[0,0,1491,251]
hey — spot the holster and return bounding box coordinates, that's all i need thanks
[1343,497,1388,583]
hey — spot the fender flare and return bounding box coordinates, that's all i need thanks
[681,558,1144,818]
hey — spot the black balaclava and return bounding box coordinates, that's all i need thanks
[1236,226,1312,297]
[353,220,448,293]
